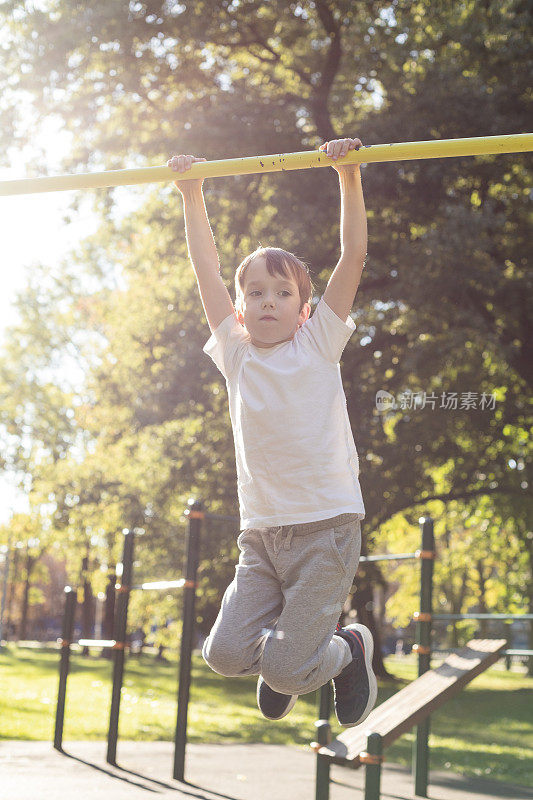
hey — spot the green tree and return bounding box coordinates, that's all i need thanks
[0,0,530,675]
[0,511,54,640]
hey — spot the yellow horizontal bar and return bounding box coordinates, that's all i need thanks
[1,134,531,197]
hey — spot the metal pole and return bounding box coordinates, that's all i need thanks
[106,529,134,765]
[413,516,435,797]
[173,500,203,782]
[363,732,384,800]
[0,544,10,647]
[54,587,76,750]
[314,682,332,800]
[433,613,533,620]
[80,554,91,657]
[102,565,116,660]
[1,134,531,196]
[505,619,512,671]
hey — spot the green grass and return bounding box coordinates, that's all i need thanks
[1,644,532,787]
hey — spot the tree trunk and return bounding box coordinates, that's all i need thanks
[477,559,488,638]
[5,546,20,639]
[19,551,34,641]
[450,569,469,648]
[352,579,395,680]
[451,621,457,649]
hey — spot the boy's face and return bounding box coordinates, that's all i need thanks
[237,256,310,348]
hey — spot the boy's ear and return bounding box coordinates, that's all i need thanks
[299,302,311,326]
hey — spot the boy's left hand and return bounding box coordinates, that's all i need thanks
[318,137,363,174]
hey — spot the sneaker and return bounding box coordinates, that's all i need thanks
[256,675,298,720]
[332,623,378,727]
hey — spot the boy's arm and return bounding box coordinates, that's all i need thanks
[180,185,236,333]
[323,166,367,323]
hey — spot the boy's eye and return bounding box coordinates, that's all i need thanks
[249,290,291,296]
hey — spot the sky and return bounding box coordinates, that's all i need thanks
[0,119,98,524]
[0,112,155,526]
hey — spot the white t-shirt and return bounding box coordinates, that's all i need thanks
[203,295,365,529]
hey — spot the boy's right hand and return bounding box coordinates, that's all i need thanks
[167,154,207,195]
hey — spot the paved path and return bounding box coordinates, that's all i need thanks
[3,741,533,800]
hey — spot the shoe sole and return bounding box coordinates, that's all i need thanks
[339,623,378,728]
[256,679,298,720]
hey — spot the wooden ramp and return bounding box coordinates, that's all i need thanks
[318,638,507,766]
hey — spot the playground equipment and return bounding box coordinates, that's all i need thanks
[315,638,507,800]
[54,530,135,762]
[1,134,532,196]
[40,129,530,789]
[53,504,202,778]
[313,515,436,799]
[312,516,532,800]
[54,505,531,791]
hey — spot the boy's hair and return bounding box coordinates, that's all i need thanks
[234,246,314,315]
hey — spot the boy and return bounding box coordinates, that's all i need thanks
[168,138,377,726]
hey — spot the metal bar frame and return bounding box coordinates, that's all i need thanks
[360,552,418,562]
[433,613,533,620]
[363,733,384,800]
[134,579,186,591]
[173,500,203,782]
[314,683,332,800]
[413,516,435,798]
[106,529,135,765]
[53,587,76,750]
[431,648,533,657]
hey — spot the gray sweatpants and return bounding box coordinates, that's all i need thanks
[202,513,361,696]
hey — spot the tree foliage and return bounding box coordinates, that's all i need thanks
[0,1,531,668]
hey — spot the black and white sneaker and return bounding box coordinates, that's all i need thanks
[332,623,378,727]
[256,676,298,720]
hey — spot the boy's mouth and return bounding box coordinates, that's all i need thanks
[260,316,276,321]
